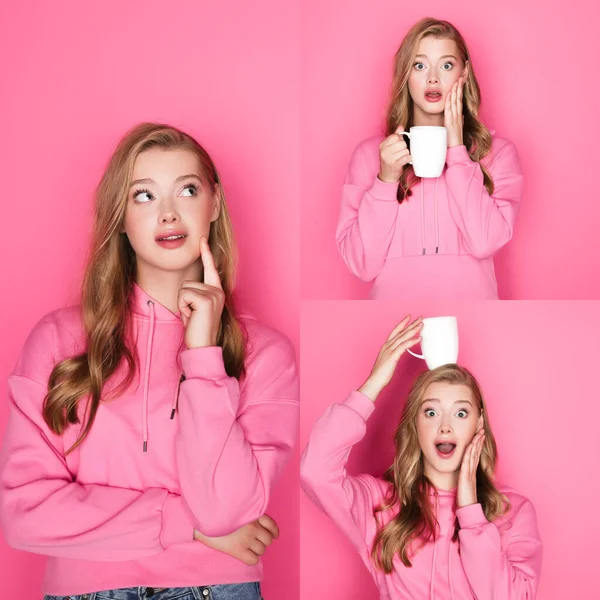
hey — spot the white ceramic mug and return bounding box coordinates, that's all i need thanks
[407,316,459,370]
[397,126,448,178]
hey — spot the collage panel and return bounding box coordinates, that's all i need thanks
[300,299,599,598]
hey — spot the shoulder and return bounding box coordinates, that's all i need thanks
[238,316,298,396]
[351,135,386,162]
[11,304,85,383]
[494,483,540,536]
[485,132,520,166]
[240,315,296,361]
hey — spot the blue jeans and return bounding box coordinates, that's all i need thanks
[44,582,262,600]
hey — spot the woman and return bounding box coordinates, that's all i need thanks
[336,18,523,300]
[0,123,299,600]
[301,316,542,599]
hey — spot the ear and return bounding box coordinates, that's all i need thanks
[210,184,222,223]
[477,414,484,432]
[463,60,470,80]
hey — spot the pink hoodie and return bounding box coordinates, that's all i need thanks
[336,134,523,300]
[300,391,543,599]
[0,283,299,596]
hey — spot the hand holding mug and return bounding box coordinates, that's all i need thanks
[457,428,485,508]
[444,71,467,148]
[358,315,423,402]
[179,237,225,349]
[378,126,412,183]
[194,514,280,566]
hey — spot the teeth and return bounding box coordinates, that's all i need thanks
[160,235,185,241]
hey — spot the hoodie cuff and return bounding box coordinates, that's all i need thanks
[180,346,228,379]
[456,503,489,528]
[160,494,194,548]
[342,390,376,421]
[445,144,472,166]
[368,176,400,201]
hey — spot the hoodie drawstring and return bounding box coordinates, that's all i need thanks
[448,527,455,600]
[429,492,439,600]
[171,372,185,419]
[421,181,426,255]
[420,178,440,255]
[434,178,439,254]
[142,300,156,452]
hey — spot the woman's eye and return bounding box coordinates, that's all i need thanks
[414,62,425,70]
[133,190,152,203]
[442,62,453,70]
[181,184,198,197]
[456,410,468,418]
[425,409,436,417]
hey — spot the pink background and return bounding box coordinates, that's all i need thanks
[0,1,299,598]
[300,300,600,599]
[300,0,600,300]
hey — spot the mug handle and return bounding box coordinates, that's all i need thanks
[396,131,412,164]
[407,347,425,360]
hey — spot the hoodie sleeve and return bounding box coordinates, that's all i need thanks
[175,334,299,537]
[0,374,194,561]
[444,139,523,259]
[456,499,543,599]
[336,141,400,281]
[300,391,384,561]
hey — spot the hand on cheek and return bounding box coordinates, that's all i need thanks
[444,73,466,148]
[456,428,485,508]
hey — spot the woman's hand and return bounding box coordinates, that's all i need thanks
[378,126,413,183]
[444,72,467,148]
[457,428,485,508]
[193,514,280,566]
[179,237,225,349]
[358,315,423,402]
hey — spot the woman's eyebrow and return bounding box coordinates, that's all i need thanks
[415,54,458,60]
[421,398,473,406]
[130,173,202,186]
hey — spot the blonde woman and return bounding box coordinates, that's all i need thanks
[0,123,299,600]
[336,18,523,300]
[301,316,542,599]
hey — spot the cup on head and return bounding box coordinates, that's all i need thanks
[407,316,459,370]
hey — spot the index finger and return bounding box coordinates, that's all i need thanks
[257,514,280,538]
[200,237,222,289]
[387,315,423,342]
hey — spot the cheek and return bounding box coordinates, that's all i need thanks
[416,418,435,446]
[455,419,477,444]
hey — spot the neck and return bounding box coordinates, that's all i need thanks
[412,105,444,127]
[423,464,459,491]
[135,258,203,315]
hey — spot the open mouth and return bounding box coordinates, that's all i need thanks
[435,443,457,458]
[425,91,442,102]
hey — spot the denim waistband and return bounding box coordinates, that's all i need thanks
[44,581,262,600]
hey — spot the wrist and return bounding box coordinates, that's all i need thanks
[377,171,399,184]
[357,378,383,402]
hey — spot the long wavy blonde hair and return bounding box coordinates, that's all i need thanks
[371,364,510,572]
[385,17,495,203]
[43,122,246,454]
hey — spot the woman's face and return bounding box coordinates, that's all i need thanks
[122,148,220,273]
[408,36,468,118]
[416,382,483,480]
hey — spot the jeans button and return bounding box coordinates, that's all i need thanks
[202,590,209,597]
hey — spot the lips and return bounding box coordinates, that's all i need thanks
[425,90,442,103]
[155,230,187,241]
